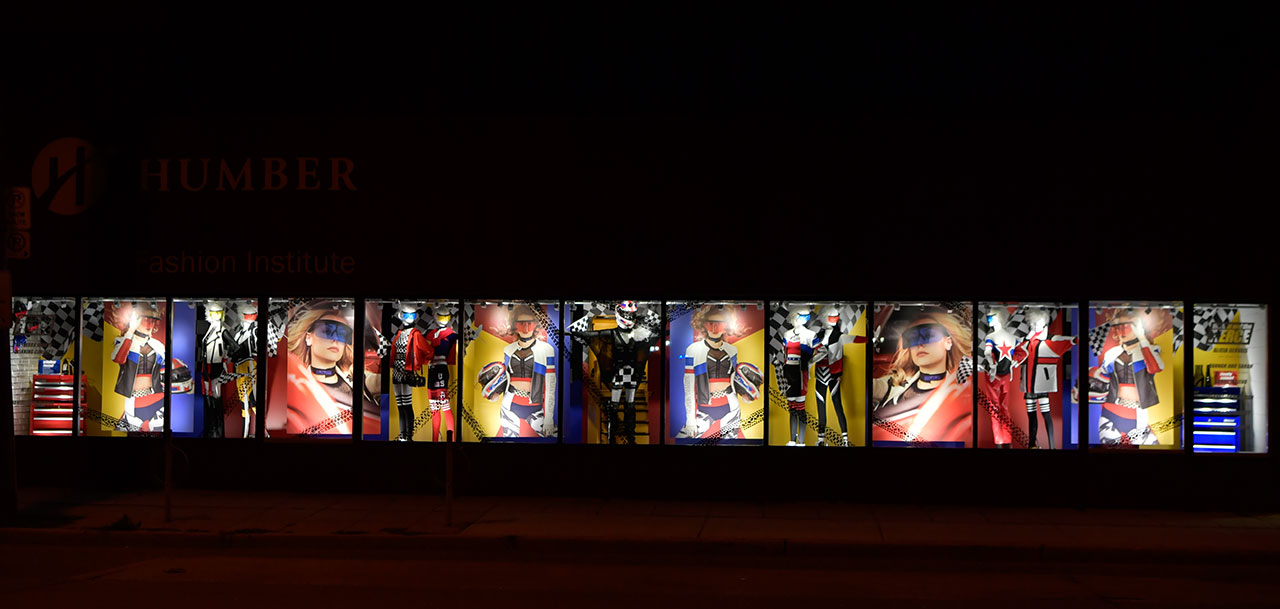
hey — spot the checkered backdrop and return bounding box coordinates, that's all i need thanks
[767,302,865,366]
[976,305,1060,372]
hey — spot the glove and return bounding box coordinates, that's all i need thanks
[477,362,507,400]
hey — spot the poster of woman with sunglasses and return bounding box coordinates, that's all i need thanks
[668,302,765,445]
[266,299,378,437]
[466,301,560,441]
[870,303,974,447]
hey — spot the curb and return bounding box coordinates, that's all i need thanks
[3,526,1279,564]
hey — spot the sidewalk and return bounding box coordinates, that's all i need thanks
[4,488,1280,563]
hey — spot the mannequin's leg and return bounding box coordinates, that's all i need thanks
[1025,398,1039,448]
[1039,396,1055,450]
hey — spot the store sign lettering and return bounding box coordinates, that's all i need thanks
[139,157,356,192]
[1209,323,1253,345]
[31,137,104,215]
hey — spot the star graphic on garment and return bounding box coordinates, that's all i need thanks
[997,343,1014,360]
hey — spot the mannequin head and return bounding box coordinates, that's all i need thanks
[397,302,420,326]
[432,302,453,330]
[820,305,841,328]
[238,300,258,323]
[205,301,226,324]
[1026,307,1051,339]
[987,307,1010,333]
[615,300,638,330]
[789,304,812,329]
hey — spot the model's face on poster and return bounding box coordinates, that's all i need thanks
[308,314,350,368]
[905,322,950,372]
[704,312,729,341]
[514,315,538,341]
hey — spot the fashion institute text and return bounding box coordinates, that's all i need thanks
[140,250,356,274]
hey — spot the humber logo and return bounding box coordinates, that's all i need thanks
[31,137,103,216]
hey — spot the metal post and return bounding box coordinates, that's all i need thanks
[659,301,667,444]
[866,300,876,448]
[256,297,268,440]
[72,297,83,436]
[1184,301,1194,455]
[1078,301,1090,453]
[763,300,770,447]
[163,297,174,523]
[445,429,454,526]
[557,301,563,444]
[972,301,980,449]
[353,298,364,441]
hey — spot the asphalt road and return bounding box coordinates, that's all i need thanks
[2,540,1277,608]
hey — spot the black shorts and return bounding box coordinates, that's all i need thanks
[392,369,426,387]
[428,364,449,390]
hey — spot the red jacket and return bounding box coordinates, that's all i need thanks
[393,328,434,373]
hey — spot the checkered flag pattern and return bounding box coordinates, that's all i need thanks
[463,302,478,345]
[567,302,610,346]
[35,300,77,360]
[374,326,391,359]
[210,369,251,386]
[266,301,290,358]
[83,300,105,342]
[1088,321,1112,357]
[1191,307,1236,352]
[956,355,974,385]
[1171,307,1186,353]
[843,304,866,334]
[767,303,789,366]
[640,308,661,334]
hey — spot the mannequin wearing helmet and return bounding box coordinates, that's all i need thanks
[568,300,657,444]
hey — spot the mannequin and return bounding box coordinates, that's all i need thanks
[813,305,859,446]
[230,300,260,438]
[570,301,658,444]
[981,308,1017,448]
[1013,308,1076,449]
[197,300,232,438]
[390,303,433,441]
[424,303,458,442]
[778,306,819,446]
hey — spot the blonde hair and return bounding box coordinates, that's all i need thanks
[690,304,739,342]
[287,300,354,373]
[889,312,972,385]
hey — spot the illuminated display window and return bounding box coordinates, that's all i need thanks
[264,298,363,439]
[368,299,460,442]
[1085,302,1185,450]
[564,300,661,445]
[869,302,974,448]
[462,300,562,443]
[9,298,79,437]
[77,299,170,436]
[766,301,869,447]
[665,301,766,446]
[976,302,1080,450]
[1191,304,1268,454]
